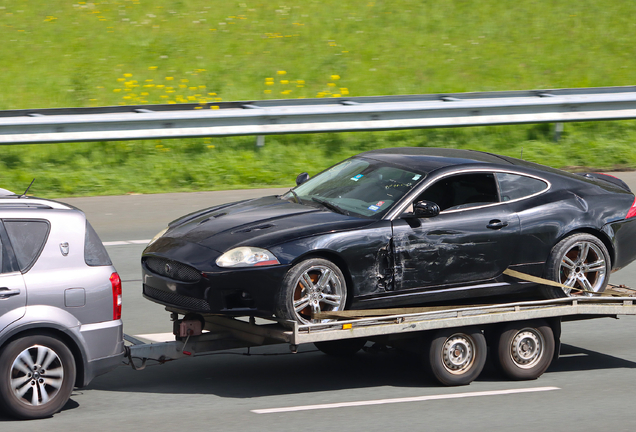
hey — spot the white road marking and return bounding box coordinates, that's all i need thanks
[104,239,151,246]
[251,387,561,414]
[134,333,175,342]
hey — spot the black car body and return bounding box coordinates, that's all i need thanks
[142,148,636,323]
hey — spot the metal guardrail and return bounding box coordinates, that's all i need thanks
[1,86,636,144]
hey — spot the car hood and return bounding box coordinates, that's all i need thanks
[158,195,375,253]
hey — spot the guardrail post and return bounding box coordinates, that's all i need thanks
[256,135,265,148]
[554,122,564,142]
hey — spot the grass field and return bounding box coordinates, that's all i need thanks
[1,0,636,196]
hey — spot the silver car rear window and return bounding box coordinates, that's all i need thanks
[84,221,112,266]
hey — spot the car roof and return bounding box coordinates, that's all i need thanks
[358,147,515,173]
[0,195,74,211]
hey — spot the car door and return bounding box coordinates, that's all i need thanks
[0,222,27,333]
[391,172,520,292]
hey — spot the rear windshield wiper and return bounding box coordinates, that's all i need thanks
[311,197,350,216]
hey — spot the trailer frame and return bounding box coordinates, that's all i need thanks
[124,296,636,365]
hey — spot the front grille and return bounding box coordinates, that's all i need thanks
[143,285,210,311]
[144,256,202,282]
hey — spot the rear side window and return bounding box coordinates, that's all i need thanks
[85,221,112,266]
[0,236,4,273]
[3,220,50,272]
[496,173,548,201]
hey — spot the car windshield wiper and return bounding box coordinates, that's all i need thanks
[311,197,350,216]
[289,189,301,204]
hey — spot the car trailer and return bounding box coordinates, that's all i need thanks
[124,286,636,386]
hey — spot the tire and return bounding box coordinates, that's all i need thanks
[276,258,347,325]
[541,233,610,299]
[492,320,555,381]
[314,338,366,357]
[424,327,487,386]
[0,335,76,420]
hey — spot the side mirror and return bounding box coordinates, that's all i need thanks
[296,172,310,186]
[413,200,440,218]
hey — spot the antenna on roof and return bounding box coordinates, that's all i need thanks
[20,179,35,198]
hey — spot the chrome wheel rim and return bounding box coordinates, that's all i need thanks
[441,334,476,375]
[10,345,65,407]
[510,328,544,369]
[292,264,346,324]
[559,241,607,296]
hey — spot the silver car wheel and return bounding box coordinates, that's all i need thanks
[292,264,346,324]
[559,240,607,296]
[10,344,65,407]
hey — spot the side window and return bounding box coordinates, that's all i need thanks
[0,235,4,273]
[417,173,499,211]
[85,221,112,266]
[3,220,50,272]
[496,173,548,201]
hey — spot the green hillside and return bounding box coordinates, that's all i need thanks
[1,0,635,196]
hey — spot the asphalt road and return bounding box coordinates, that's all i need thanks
[3,175,636,430]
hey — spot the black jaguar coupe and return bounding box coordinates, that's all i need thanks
[141,148,636,324]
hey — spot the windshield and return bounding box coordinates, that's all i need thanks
[282,157,425,218]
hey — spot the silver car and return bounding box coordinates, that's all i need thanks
[0,191,124,419]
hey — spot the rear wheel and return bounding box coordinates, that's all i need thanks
[492,320,555,380]
[424,327,487,386]
[0,335,76,419]
[276,258,347,325]
[541,233,610,299]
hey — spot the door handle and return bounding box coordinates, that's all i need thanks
[0,287,21,299]
[487,220,508,230]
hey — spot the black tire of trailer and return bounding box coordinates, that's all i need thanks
[0,335,76,420]
[314,338,367,357]
[491,319,555,381]
[424,327,487,386]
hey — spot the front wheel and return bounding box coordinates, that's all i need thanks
[276,258,348,325]
[541,233,610,299]
[424,327,487,386]
[0,335,76,419]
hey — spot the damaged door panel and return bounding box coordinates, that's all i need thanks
[391,207,520,293]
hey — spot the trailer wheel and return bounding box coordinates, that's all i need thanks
[276,258,347,325]
[314,338,366,357]
[492,320,554,381]
[0,335,76,420]
[425,327,487,386]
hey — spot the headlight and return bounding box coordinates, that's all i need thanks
[216,247,280,268]
[147,227,169,247]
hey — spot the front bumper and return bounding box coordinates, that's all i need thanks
[142,258,290,316]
